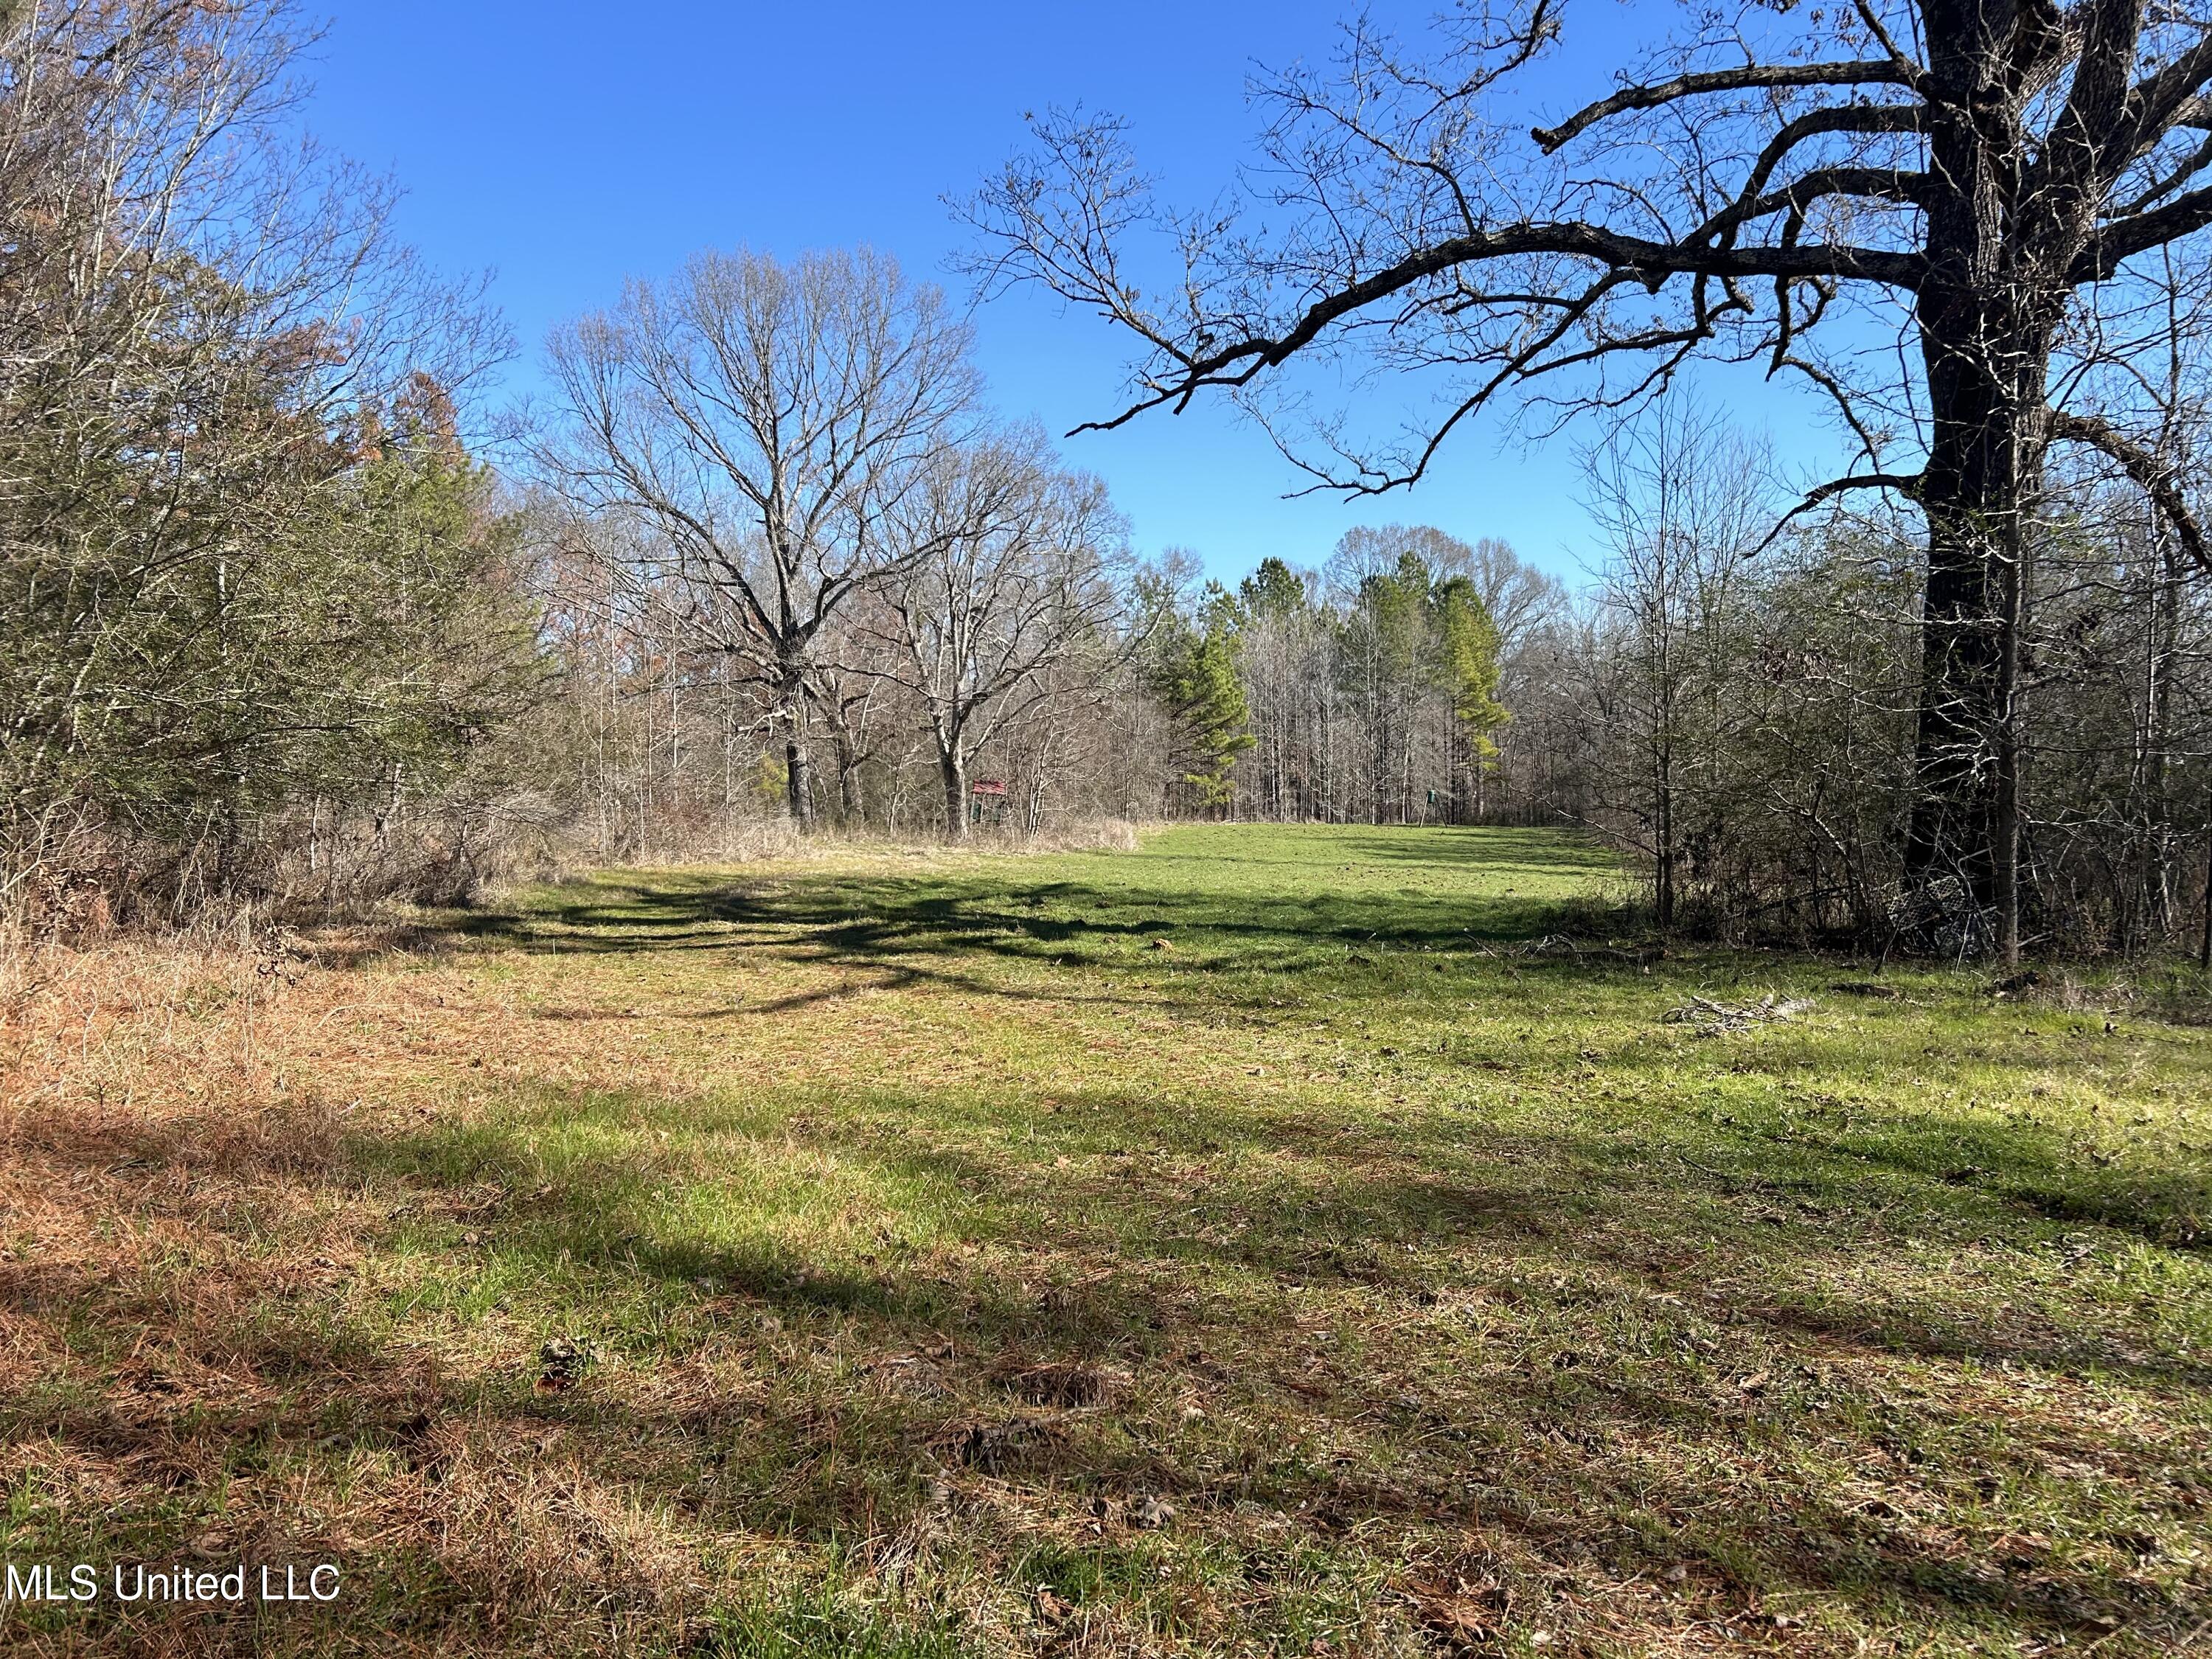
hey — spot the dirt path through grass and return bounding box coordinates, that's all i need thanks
[3,825,2208,1655]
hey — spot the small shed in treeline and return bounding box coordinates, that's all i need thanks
[970,778,1009,827]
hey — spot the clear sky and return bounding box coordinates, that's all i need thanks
[300,1,1842,585]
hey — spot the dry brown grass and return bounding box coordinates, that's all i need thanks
[0,931,757,1655]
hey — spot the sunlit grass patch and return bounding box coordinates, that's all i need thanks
[4,825,2209,1655]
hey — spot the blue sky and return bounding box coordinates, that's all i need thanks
[302,1,1843,585]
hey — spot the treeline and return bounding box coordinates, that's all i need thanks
[524,246,1175,851]
[0,0,1183,922]
[9,5,2210,961]
[1542,404,2212,959]
[1177,529,1535,826]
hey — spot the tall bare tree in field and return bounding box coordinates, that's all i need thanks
[854,431,1133,839]
[966,0,2212,959]
[542,248,979,827]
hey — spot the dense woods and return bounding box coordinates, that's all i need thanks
[0,0,532,926]
[8,0,2212,961]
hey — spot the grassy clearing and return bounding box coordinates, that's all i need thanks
[2,823,2209,1657]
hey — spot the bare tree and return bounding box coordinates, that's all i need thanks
[1462,537,1562,660]
[540,248,979,827]
[804,661,881,825]
[1586,403,1773,927]
[964,0,2212,958]
[852,430,1134,839]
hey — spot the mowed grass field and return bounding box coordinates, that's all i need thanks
[4,824,2211,1658]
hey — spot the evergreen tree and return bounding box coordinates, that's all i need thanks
[1150,583,1255,814]
[1433,577,1511,816]
[1239,556,1307,621]
[1336,552,1435,821]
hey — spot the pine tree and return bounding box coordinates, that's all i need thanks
[1239,556,1307,621]
[1150,583,1255,815]
[1433,577,1510,818]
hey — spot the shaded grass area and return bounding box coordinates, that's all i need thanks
[1,824,2209,1656]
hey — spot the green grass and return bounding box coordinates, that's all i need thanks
[4,824,2210,1656]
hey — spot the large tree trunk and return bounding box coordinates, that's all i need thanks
[1904,46,2072,955]
[779,671,816,830]
[785,736,816,829]
[1906,290,2056,947]
[939,744,969,841]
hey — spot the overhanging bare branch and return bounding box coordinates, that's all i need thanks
[2044,406,2212,572]
[1749,470,1924,557]
[1533,60,1923,153]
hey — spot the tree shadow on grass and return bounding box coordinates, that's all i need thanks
[25,818,2207,1652]
[448,867,1625,998]
[371,1071,2212,1377]
[302,1069,2212,1649]
[12,1060,2204,1651]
